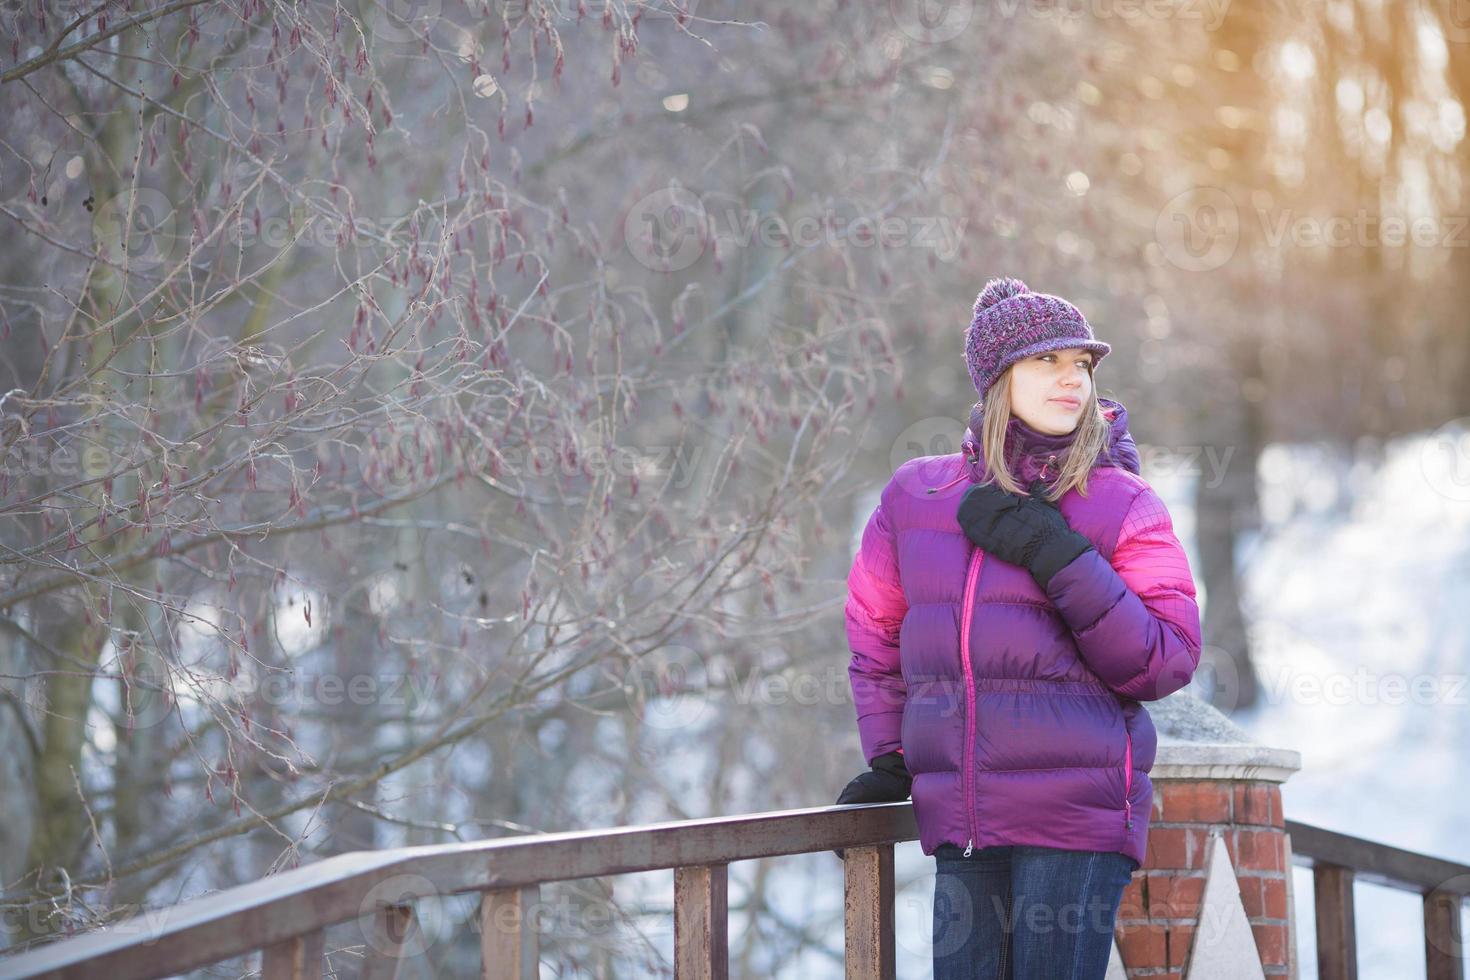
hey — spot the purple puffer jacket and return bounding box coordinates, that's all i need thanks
[845,397,1202,866]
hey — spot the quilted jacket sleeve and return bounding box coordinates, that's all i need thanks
[846,483,909,764]
[1042,485,1202,701]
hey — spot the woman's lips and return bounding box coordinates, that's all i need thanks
[1050,397,1081,409]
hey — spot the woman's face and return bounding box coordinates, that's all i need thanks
[1007,346,1095,435]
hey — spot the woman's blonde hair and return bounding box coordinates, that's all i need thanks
[973,365,1113,503]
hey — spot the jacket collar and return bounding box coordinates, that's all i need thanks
[960,396,1141,485]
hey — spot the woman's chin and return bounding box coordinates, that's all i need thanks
[1035,408,1080,433]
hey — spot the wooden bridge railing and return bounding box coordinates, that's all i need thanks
[0,802,918,980]
[1286,818,1469,980]
[1,807,1465,979]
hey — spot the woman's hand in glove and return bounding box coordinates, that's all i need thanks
[956,478,1094,590]
[836,750,912,804]
[833,750,912,859]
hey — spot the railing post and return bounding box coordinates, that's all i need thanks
[1423,887,1465,980]
[260,930,324,980]
[480,883,540,980]
[361,903,417,980]
[674,863,729,980]
[1115,691,1302,977]
[1313,864,1357,980]
[843,843,895,980]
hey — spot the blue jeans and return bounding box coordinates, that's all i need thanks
[932,843,1139,980]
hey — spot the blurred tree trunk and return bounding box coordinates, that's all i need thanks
[20,34,140,920]
[1183,4,1276,713]
[1194,336,1265,713]
[0,621,41,896]
[1432,5,1470,422]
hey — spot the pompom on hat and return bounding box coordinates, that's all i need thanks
[964,277,1111,400]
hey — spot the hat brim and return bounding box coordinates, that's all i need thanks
[1002,335,1111,369]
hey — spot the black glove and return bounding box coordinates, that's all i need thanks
[956,478,1093,590]
[833,751,912,859]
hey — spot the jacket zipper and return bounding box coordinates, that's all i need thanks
[930,449,983,858]
[959,546,983,857]
[942,450,1131,853]
[1123,728,1134,841]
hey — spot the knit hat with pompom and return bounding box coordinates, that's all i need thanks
[964,277,1111,400]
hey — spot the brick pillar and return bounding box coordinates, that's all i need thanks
[1112,700,1302,979]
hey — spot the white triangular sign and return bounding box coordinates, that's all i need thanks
[1185,830,1267,979]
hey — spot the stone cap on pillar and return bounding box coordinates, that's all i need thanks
[1148,690,1302,784]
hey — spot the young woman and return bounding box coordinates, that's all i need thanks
[837,277,1203,978]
